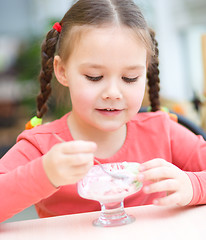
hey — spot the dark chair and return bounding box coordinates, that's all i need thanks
[0,145,12,158]
[139,107,206,140]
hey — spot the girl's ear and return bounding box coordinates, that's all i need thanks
[53,55,69,87]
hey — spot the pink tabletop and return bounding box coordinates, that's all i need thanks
[0,205,205,240]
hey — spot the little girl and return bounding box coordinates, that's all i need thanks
[1,0,206,222]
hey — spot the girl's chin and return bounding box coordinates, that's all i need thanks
[93,122,126,132]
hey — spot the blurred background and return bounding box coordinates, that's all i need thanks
[0,0,206,155]
[0,0,74,157]
[0,0,206,221]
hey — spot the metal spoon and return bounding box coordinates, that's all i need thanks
[52,132,129,180]
[93,159,129,180]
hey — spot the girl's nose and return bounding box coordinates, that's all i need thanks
[102,80,122,100]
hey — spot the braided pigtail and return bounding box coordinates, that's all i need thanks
[25,23,61,129]
[36,27,60,118]
[147,29,160,112]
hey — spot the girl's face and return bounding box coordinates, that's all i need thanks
[55,26,147,132]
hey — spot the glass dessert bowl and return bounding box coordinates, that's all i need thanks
[77,162,142,227]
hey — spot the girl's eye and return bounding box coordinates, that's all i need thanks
[122,76,139,83]
[85,75,103,81]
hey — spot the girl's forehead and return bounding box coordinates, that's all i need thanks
[64,25,147,68]
[70,24,142,42]
[65,24,146,52]
[79,26,145,50]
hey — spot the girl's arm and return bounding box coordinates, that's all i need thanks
[138,118,206,206]
[170,118,206,205]
[0,138,58,222]
[0,131,96,222]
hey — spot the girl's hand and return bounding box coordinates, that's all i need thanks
[43,140,97,188]
[137,158,193,206]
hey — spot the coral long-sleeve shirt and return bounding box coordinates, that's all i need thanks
[1,111,206,222]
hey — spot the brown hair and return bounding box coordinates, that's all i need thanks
[36,0,160,118]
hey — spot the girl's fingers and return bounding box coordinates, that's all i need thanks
[43,141,96,187]
[59,160,93,178]
[59,141,97,154]
[61,152,95,165]
[143,179,178,194]
[72,163,93,177]
[138,159,180,182]
[137,166,177,182]
[153,192,181,206]
[139,158,169,171]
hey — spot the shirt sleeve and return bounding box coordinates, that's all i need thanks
[169,118,206,205]
[0,131,58,222]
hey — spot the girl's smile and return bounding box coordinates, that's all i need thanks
[95,108,123,116]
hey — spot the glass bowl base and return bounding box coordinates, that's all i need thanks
[93,214,135,227]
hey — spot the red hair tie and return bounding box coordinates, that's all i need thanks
[53,22,62,33]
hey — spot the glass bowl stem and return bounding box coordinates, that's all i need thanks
[93,200,135,227]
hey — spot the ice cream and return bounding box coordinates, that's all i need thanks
[78,162,142,203]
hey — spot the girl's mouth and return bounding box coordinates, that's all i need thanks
[96,108,122,115]
[98,108,120,111]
